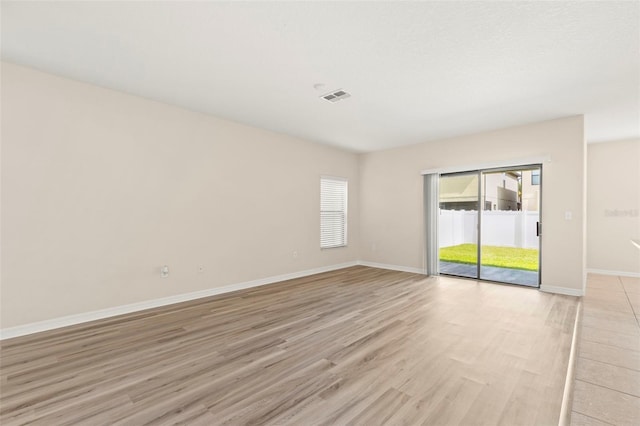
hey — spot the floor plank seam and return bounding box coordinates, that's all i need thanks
[573,378,640,399]
[0,267,580,425]
[570,410,616,426]
[577,355,640,372]
[622,290,640,328]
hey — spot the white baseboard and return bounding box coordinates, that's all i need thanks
[586,268,640,278]
[540,285,584,297]
[357,261,426,275]
[0,261,358,340]
[1,260,593,340]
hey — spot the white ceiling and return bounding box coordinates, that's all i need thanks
[2,1,638,152]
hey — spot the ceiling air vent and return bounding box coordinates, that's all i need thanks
[321,89,351,103]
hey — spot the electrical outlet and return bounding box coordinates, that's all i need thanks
[161,265,169,278]
[198,265,205,274]
[292,250,299,259]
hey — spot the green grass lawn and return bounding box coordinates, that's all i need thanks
[440,243,538,271]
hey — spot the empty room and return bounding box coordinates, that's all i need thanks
[1,1,639,425]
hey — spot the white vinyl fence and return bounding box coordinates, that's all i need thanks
[439,210,539,249]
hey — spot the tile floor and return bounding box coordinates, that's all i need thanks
[570,273,640,425]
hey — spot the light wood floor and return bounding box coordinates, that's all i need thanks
[570,273,640,426]
[1,266,578,425]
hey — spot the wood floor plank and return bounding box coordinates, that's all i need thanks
[0,266,578,425]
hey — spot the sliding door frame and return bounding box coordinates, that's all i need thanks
[479,164,542,287]
[437,170,482,280]
[437,163,542,287]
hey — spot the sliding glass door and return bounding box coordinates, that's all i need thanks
[479,167,541,286]
[438,166,541,287]
[438,172,480,279]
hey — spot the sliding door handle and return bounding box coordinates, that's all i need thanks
[536,222,542,237]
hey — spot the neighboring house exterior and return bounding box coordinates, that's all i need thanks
[439,169,541,249]
[521,169,540,211]
[483,171,519,211]
[439,174,481,211]
[439,169,540,212]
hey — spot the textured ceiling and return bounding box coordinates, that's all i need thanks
[2,1,638,152]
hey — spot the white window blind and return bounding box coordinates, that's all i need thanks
[320,177,348,249]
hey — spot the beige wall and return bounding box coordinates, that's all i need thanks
[1,62,360,328]
[0,62,591,330]
[587,139,640,274]
[359,116,586,293]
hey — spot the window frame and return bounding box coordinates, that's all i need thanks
[320,176,348,249]
[531,170,540,185]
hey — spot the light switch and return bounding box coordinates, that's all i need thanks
[565,211,572,220]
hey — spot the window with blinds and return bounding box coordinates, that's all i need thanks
[320,177,348,249]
